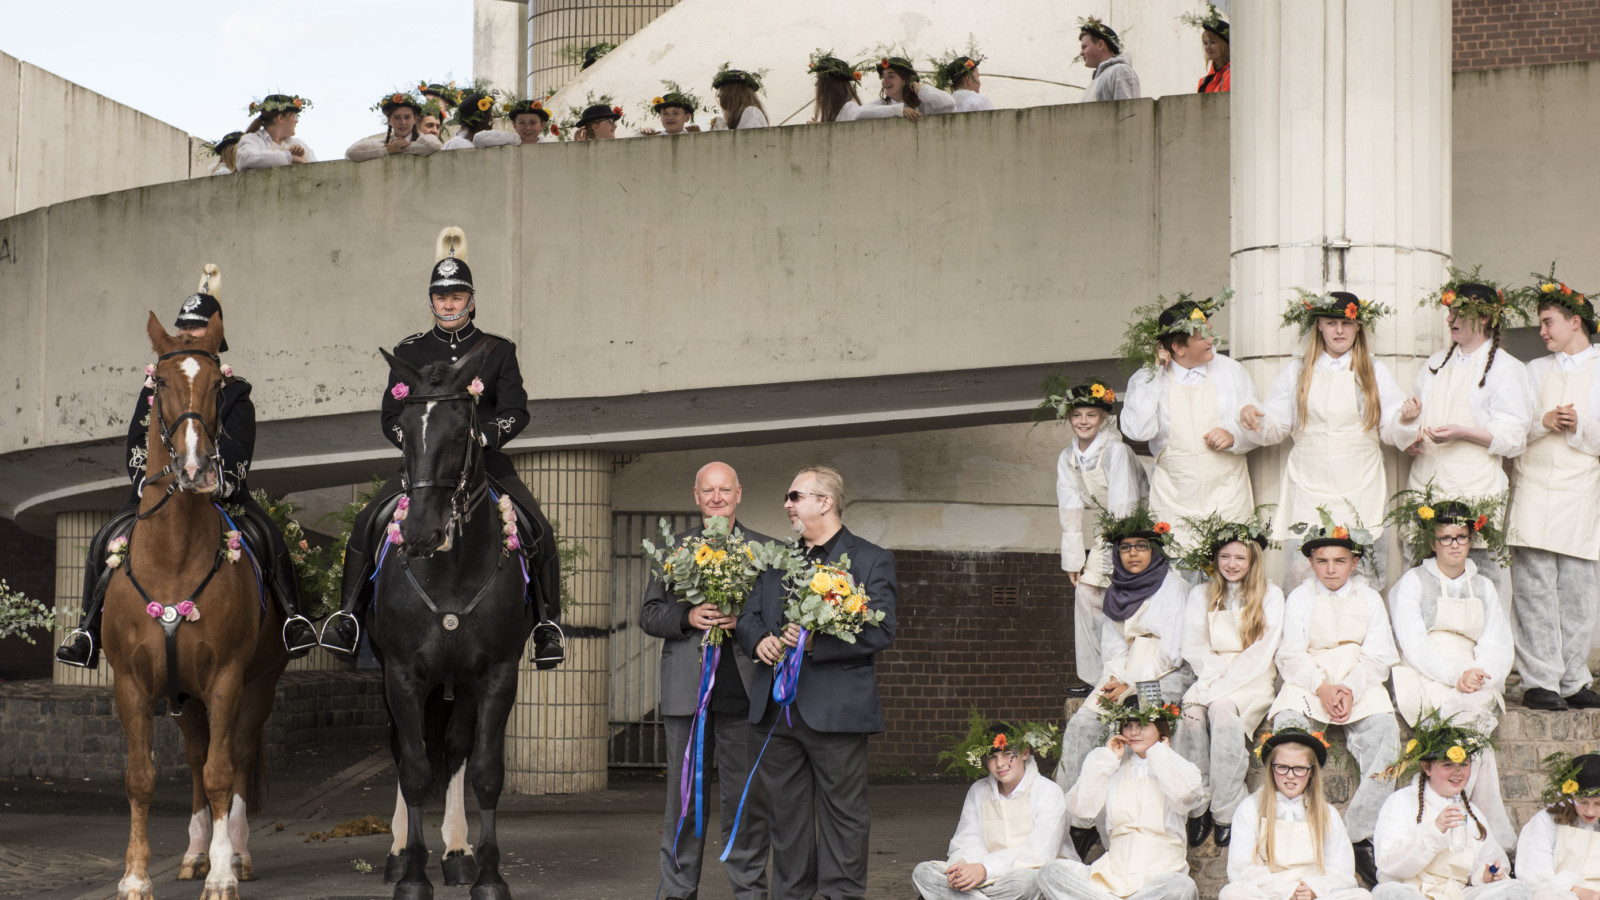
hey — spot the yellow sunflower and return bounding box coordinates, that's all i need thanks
[1090,383,1107,398]
[477,96,493,112]
[694,544,713,565]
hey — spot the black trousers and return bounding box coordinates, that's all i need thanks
[757,705,871,900]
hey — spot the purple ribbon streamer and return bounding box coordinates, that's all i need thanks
[670,641,719,867]
[719,627,809,863]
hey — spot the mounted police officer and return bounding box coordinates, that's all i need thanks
[57,265,319,668]
[319,227,565,667]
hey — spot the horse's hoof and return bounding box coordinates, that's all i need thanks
[116,876,155,900]
[470,881,512,900]
[384,852,406,883]
[442,850,478,886]
[200,883,240,900]
[393,881,434,900]
[233,853,255,881]
[178,854,209,879]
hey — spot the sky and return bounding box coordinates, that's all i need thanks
[2,1,478,155]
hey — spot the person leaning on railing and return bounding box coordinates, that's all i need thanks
[345,91,442,161]
[236,93,316,170]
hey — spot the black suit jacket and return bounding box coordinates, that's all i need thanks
[736,526,897,733]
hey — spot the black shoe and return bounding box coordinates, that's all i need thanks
[531,622,565,670]
[282,616,317,659]
[1186,811,1213,848]
[1352,839,1377,888]
[319,612,361,659]
[1069,826,1100,861]
[1213,823,1231,847]
[1524,687,1569,711]
[1565,688,1600,709]
[1065,683,1094,698]
[55,629,100,669]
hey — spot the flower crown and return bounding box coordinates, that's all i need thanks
[1380,709,1493,783]
[711,62,765,91]
[247,94,310,116]
[929,45,985,92]
[202,131,244,156]
[371,91,423,115]
[1097,693,1180,729]
[1288,505,1376,558]
[1519,263,1594,330]
[503,98,551,121]
[1384,481,1509,566]
[875,54,919,78]
[1253,726,1331,760]
[1281,288,1394,336]
[1035,373,1117,421]
[646,80,704,116]
[937,706,1062,780]
[1097,501,1170,549]
[1540,752,1600,805]
[1422,265,1529,331]
[416,81,463,107]
[807,50,863,82]
[1179,3,1229,40]
[1176,506,1277,577]
[559,92,627,136]
[1078,16,1122,53]
[1118,288,1233,373]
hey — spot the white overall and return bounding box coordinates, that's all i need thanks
[1207,608,1277,727]
[1073,456,1115,589]
[1150,381,1253,548]
[1117,602,1171,685]
[1399,839,1475,900]
[980,792,1037,858]
[1266,818,1323,884]
[1555,824,1600,891]
[1090,774,1188,898]
[1512,358,1600,559]
[1276,369,1388,539]
[1408,360,1504,496]
[1391,583,1502,727]
[1270,589,1393,722]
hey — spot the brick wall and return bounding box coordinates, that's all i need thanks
[0,517,56,680]
[871,550,1076,772]
[1454,0,1600,70]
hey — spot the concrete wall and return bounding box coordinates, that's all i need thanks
[0,52,195,219]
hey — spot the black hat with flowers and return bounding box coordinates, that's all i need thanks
[648,81,702,116]
[581,42,617,70]
[1036,374,1118,421]
[204,131,244,156]
[247,94,311,118]
[417,81,463,108]
[931,47,985,92]
[1255,726,1331,767]
[1119,288,1232,372]
[505,98,552,123]
[1385,482,1508,565]
[1290,506,1374,558]
[937,706,1062,780]
[808,51,862,83]
[1540,752,1600,805]
[574,103,624,128]
[1282,288,1394,335]
[1522,263,1595,334]
[1381,709,1493,783]
[1176,506,1275,575]
[452,90,499,132]
[875,54,919,80]
[1079,16,1122,54]
[711,63,764,92]
[374,91,424,118]
[1423,265,1529,332]
[1181,3,1230,41]
[1098,502,1171,549]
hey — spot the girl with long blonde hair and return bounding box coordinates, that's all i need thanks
[1221,730,1368,900]
[1177,513,1286,849]
[1249,290,1406,587]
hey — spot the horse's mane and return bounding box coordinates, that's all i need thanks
[418,361,453,387]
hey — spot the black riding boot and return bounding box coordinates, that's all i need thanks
[530,551,565,671]
[265,544,317,659]
[318,546,373,658]
[56,509,135,669]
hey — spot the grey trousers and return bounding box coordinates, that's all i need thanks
[662,712,769,900]
[1371,879,1528,900]
[1038,860,1197,900]
[1178,697,1251,825]
[1056,665,1198,827]
[759,705,871,900]
[1075,583,1107,686]
[912,861,1041,900]
[1271,710,1397,841]
[1468,548,1512,611]
[1511,546,1598,696]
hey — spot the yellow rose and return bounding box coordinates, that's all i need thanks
[848,596,866,614]
[1417,506,1434,520]
[809,572,833,595]
[1405,739,1418,754]
[1189,308,1206,321]
[1543,283,1558,293]
[1564,779,1581,795]
[694,544,713,565]
[1446,746,1467,763]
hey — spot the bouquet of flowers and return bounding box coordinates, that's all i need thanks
[643,516,790,645]
[780,554,885,645]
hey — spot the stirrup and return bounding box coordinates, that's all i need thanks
[55,628,97,669]
[531,621,566,663]
[318,610,361,656]
[282,615,318,653]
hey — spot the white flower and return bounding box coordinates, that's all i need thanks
[220,364,233,377]
[497,495,512,512]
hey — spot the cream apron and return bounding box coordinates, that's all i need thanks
[1114,602,1171,686]
[1408,359,1505,496]
[1205,608,1277,728]
[1400,834,1475,900]
[1150,379,1253,548]
[1269,589,1393,722]
[1511,358,1600,559]
[1554,823,1600,891]
[1266,818,1323,885]
[1090,770,1187,897]
[1275,368,1388,540]
[1392,582,1502,726]
[979,791,1036,858]
[1075,455,1115,589]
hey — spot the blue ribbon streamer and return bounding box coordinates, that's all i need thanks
[670,642,720,867]
[719,628,809,863]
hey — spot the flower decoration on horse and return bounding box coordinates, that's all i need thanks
[642,516,790,645]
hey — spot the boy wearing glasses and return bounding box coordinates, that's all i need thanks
[1386,496,1518,851]
[1267,513,1398,887]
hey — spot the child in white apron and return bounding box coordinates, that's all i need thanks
[1371,712,1522,900]
[1254,290,1407,587]
[917,715,1069,900]
[1393,273,1535,601]
[1040,696,1204,900]
[1055,505,1195,861]
[1176,510,1284,849]
[1517,753,1600,900]
[1271,510,1400,886]
[1051,377,1150,692]
[1120,290,1263,552]
[1222,729,1369,900]
[1508,269,1600,712]
[1385,495,1517,850]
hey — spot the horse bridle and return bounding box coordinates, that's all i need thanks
[139,349,226,520]
[398,389,489,542]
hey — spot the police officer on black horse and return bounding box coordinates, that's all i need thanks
[319,227,565,667]
[57,265,319,668]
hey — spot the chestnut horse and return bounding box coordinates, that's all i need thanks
[104,313,287,900]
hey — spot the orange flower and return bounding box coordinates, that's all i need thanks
[550,124,561,135]
[992,733,1009,750]
[880,58,890,68]
[1441,290,1456,306]
[1332,526,1349,539]
[292,98,303,108]
[1104,389,1116,403]
[1474,514,1488,531]
[1154,522,1171,535]
[852,71,863,81]
[1344,302,1359,319]
[1310,730,1328,746]
[392,93,404,103]
[612,105,623,115]
[964,59,976,69]
[1562,282,1571,294]
[1302,300,1313,310]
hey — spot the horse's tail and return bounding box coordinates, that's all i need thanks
[244,728,270,813]
[425,688,452,804]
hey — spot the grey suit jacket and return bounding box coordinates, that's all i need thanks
[736,526,898,733]
[638,523,774,717]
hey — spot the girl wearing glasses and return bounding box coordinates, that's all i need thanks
[1385,494,1517,851]
[1175,510,1285,849]
[1054,505,1195,862]
[1221,729,1368,900]
[1516,752,1600,900]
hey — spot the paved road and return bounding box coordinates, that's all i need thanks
[0,741,964,899]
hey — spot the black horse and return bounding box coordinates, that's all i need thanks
[372,343,536,900]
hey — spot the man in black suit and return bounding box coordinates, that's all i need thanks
[738,465,898,900]
[639,461,771,900]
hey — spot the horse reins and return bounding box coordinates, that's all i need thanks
[138,349,227,520]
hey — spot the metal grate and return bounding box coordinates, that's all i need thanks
[991,585,1020,607]
[609,510,696,768]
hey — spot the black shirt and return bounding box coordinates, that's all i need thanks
[381,324,530,455]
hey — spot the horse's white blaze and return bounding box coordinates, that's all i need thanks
[185,808,211,857]
[203,814,236,891]
[389,779,408,855]
[442,765,471,853]
[420,401,437,453]
[179,357,201,381]
[228,793,248,860]
[183,419,202,476]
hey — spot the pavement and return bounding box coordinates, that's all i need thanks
[0,741,966,900]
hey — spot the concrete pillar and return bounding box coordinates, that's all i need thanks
[1230,0,1452,574]
[505,449,612,794]
[53,510,113,687]
[474,0,529,96]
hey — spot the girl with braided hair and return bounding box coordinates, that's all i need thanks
[1517,753,1600,900]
